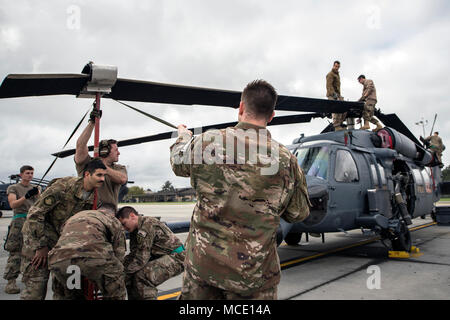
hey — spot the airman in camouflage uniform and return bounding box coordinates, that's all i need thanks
[357,75,383,131]
[170,80,310,299]
[326,61,347,131]
[3,165,40,294]
[424,132,445,166]
[20,159,106,300]
[75,108,128,208]
[116,206,185,300]
[48,204,126,300]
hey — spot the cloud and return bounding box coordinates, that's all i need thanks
[1,0,450,190]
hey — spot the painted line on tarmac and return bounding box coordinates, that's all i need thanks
[157,221,437,300]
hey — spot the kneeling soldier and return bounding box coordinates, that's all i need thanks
[48,203,126,300]
[116,206,185,300]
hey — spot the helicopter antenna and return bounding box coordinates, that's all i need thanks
[429,113,437,136]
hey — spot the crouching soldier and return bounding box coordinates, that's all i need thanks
[116,206,185,300]
[48,203,126,300]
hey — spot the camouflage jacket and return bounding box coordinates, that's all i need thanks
[326,69,341,98]
[22,177,97,257]
[48,209,126,265]
[170,122,310,295]
[425,135,445,152]
[124,216,185,274]
[359,79,377,102]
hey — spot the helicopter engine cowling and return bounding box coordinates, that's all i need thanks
[377,127,433,166]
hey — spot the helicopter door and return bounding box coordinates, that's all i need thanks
[329,148,362,230]
[366,155,393,218]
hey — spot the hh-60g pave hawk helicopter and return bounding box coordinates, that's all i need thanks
[1,62,448,253]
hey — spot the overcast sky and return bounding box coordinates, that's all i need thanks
[1,0,449,191]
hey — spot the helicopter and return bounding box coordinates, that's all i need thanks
[1,62,448,252]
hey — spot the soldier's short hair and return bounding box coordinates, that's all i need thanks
[20,165,34,173]
[241,79,277,120]
[334,60,340,65]
[116,206,138,219]
[435,131,439,135]
[83,158,107,176]
[358,74,366,80]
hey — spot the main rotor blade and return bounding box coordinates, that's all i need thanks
[0,74,88,98]
[107,78,363,113]
[52,113,322,158]
[0,73,363,114]
[375,112,421,145]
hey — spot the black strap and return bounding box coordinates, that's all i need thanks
[38,106,91,185]
[113,99,178,129]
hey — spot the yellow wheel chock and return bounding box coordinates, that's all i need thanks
[388,246,422,258]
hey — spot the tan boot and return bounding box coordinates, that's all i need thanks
[372,122,383,132]
[361,120,370,130]
[4,279,20,294]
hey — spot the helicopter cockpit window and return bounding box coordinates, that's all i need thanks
[295,146,329,180]
[334,150,359,182]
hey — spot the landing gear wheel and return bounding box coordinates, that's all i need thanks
[391,222,412,252]
[284,232,302,246]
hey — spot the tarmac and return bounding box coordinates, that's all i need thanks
[1,203,449,300]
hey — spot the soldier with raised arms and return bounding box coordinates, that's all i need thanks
[74,107,128,208]
[170,79,311,299]
[3,165,40,294]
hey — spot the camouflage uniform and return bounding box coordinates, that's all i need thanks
[125,216,185,300]
[170,122,310,299]
[326,69,346,129]
[358,79,382,128]
[48,209,126,300]
[20,177,97,300]
[3,183,39,282]
[425,134,445,163]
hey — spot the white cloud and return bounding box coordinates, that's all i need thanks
[1,0,450,190]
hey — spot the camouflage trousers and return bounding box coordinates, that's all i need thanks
[49,257,126,300]
[126,255,184,300]
[3,217,25,281]
[362,99,380,124]
[430,147,443,163]
[20,255,50,300]
[328,95,347,128]
[179,270,278,300]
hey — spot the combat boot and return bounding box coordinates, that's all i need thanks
[372,122,383,132]
[361,120,370,130]
[4,279,20,294]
